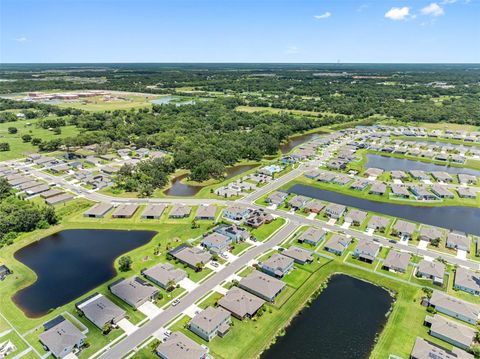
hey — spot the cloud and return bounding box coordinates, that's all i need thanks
[314,12,331,20]
[441,0,457,3]
[421,3,445,16]
[357,4,369,12]
[15,37,28,42]
[285,46,299,55]
[384,7,410,20]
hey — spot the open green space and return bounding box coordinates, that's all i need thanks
[0,117,79,160]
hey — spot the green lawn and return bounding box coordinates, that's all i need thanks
[249,218,286,242]
[0,117,79,160]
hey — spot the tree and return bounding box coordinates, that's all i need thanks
[0,143,10,151]
[21,134,32,142]
[31,137,42,146]
[195,262,204,272]
[166,279,176,292]
[0,178,11,199]
[102,322,113,335]
[118,255,132,272]
[8,127,17,134]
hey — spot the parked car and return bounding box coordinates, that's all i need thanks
[172,299,180,307]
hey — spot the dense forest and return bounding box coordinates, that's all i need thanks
[0,178,57,247]
[0,63,479,185]
[0,63,479,125]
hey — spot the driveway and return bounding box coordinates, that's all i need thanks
[456,249,467,260]
[138,301,162,319]
[117,318,138,335]
[179,278,199,292]
[417,240,429,250]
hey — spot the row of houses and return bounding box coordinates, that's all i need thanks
[84,202,218,220]
[0,168,74,205]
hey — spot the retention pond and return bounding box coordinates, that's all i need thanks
[261,274,392,359]
[366,153,480,177]
[13,229,156,317]
[288,184,480,235]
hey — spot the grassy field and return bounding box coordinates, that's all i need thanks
[412,122,479,132]
[56,93,158,112]
[235,105,337,118]
[0,117,79,160]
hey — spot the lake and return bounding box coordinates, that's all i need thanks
[164,164,259,196]
[13,229,156,318]
[280,133,322,154]
[366,153,480,177]
[289,184,480,235]
[150,95,196,106]
[261,275,392,359]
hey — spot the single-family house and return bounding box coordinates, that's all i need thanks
[344,209,368,225]
[189,306,231,341]
[109,276,159,308]
[410,170,430,180]
[303,200,325,214]
[218,287,265,320]
[446,232,470,252]
[367,216,390,232]
[350,180,369,191]
[391,170,407,180]
[426,314,475,350]
[324,234,352,255]
[353,239,380,263]
[75,293,126,329]
[260,253,294,278]
[410,337,473,359]
[265,191,288,206]
[429,291,480,325]
[419,226,443,243]
[112,204,139,218]
[39,316,86,358]
[201,232,231,254]
[392,220,416,239]
[457,187,477,199]
[169,244,212,270]
[364,167,384,178]
[84,203,113,218]
[383,251,411,273]
[214,224,250,242]
[431,185,454,199]
[454,267,480,296]
[410,186,436,200]
[245,209,273,228]
[195,205,217,220]
[287,195,309,210]
[238,270,285,302]
[156,332,208,359]
[416,260,446,285]
[369,181,387,195]
[223,205,249,221]
[324,203,346,219]
[169,204,192,218]
[142,263,186,289]
[390,184,410,198]
[282,246,313,264]
[297,227,326,246]
[141,204,167,219]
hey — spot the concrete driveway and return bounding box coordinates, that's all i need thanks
[138,301,162,319]
[179,278,199,292]
[117,318,138,335]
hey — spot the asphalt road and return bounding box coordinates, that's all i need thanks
[98,220,300,359]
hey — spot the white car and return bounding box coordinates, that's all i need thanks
[171,299,180,307]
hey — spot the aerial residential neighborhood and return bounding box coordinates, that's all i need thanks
[1,1,479,359]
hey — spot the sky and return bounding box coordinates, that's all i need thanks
[1,0,479,63]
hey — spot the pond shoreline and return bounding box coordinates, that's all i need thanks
[259,272,394,359]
